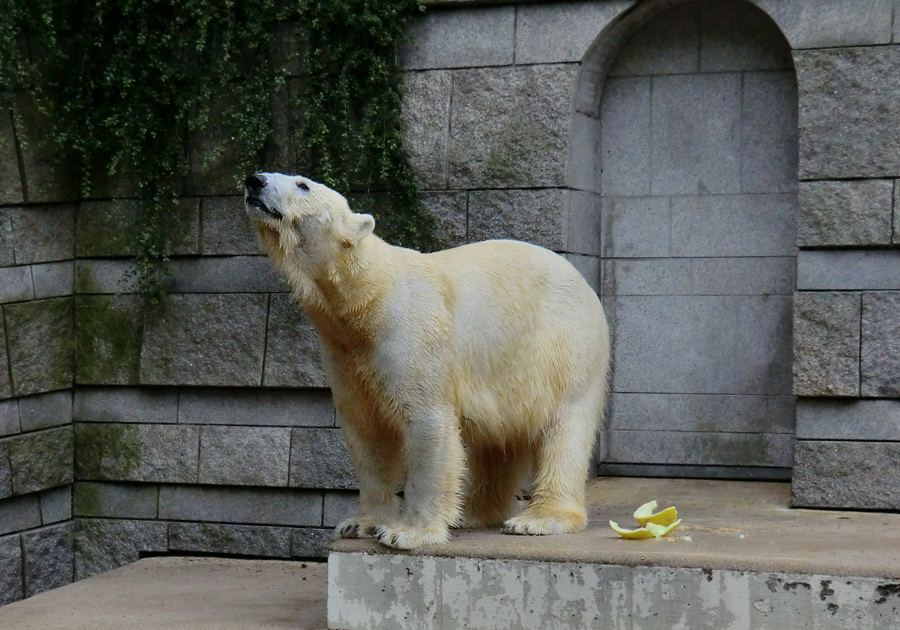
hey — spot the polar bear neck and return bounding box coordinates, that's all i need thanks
[285,234,391,342]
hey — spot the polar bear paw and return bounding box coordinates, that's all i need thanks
[501,508,587,536]
[374,524,450,550]
[335,516,378,539]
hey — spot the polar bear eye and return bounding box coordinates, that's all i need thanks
[297,181,310,191]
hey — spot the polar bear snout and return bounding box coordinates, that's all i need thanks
[244,173,284,220]
[245,173,267,192]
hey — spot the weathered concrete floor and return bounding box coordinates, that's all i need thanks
[0,557,327,630]
[336,477,900,579]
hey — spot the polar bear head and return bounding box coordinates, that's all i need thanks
[243,172,375,259]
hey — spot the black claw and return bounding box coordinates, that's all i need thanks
[391,535,400,546]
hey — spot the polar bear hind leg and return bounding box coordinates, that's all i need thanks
[462,442,530,528]
[502,389,603,535]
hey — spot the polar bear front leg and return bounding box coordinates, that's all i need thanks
[335,420,402,540]
[374,406,465,550]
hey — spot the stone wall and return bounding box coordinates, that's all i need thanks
[1,110,76,605]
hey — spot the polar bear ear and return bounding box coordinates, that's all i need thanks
[341,213,375,246]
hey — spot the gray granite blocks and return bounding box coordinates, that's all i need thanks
[200,197,261,256]
[793,292,860,397]
[74,295,144,385]
[168,522,291,558]
[448,65,577,188]
[797,46,900,179]
[467,189,565,250]
[402,71,452,190]
[4,297,74,396]
[74,518,167,580]
[402,7,514,70]
[139,294,268,386]
[797,399,900,441]
[3,206,75,264]
[6,427,73,495]
[199,426,291,486]
[158,486,321,527]
[21,522,74,597]
[793,441,900,510]
[263,294,326,387]
[0,534,23,605]
[76,199,199,257]
[74,423,200,483]
[290,428,358,490]
[73,482,158,519]
[861,292,900,396]
[798,180,894,246]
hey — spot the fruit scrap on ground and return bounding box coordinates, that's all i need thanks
[610,500,682,539]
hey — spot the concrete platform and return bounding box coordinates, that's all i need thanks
[0,557,327,630]
[329,477,900,629]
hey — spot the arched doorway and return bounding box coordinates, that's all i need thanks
[578,0,798,477]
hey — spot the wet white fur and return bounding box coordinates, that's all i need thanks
[247,173,611,549]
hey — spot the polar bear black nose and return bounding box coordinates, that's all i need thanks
[245,174,267,191]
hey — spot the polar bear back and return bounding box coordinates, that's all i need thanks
[428,239,609,438]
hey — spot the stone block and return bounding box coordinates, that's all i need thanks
[608,7,698,77]
[32,261,74,299]
[74,387,177,424]
[76,198,200,257]
[566,191,601,256]
[651,73,742,195]
[797,399,900,441]
[168,522,291,558]
[797,250,900,290]
[40,485,72,524]
[0,494,41,535]
[604,257,795,297]
[793,291,860,397]
[741,71,798,194]
[0,210,14,266]
[74,518,167,580]
[755,0,893,48]
[612,295,790,396]
[179,388,333,427]
[166,257,285,293]
[0,111,23,205]
[796,46,900,179]
[600,198,671,260]
[18,390,72,432]
[861,292,900,396]
[185,120,246,198]
[896,179,900,243]
[448,65,577,189]
[599,77,651,196]
[569,113,601,194]
[401,7,514,70]
[291,528,332,558]
[0,442,9,498]
[564,254,600,294]
[515,1,630,64]
[323,492,358,527]
[699,1,793,72]
[8,426,73,495]
[0,533,23,605]
[0,265,33,304]
[0,400,20,437]
[74,260,139,294]
[421,192,467,248]
[74,295,143,385]
[611,393,795,434]
[74,423,200,484]
[263,81,296,174]
[22,522,74,597]
[468,189,565,250]
[73,482,158,519]
[159,486,321,527]
[798,180,893,246]
[0,314,9,399]
[4,297,74,396]
[13,92,79,202]
[290,428,358,490]
[199,426,291,486]
[608,430,793,467]
[670,194,796,257]
[6,205,75,264]
[793,441,900,510]
[402,71,451,190]
[140,294,268,386]
[263,293,327,387]
[200,197,262,256]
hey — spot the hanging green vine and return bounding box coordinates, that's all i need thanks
[0,0,437,301]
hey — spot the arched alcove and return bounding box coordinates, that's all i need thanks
[571,0,798,477]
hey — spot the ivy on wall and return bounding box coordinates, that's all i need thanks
[0,0,438,300]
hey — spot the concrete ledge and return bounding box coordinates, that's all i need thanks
[0,557,327,630]
[330,477,900,628]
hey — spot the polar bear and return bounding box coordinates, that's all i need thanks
[244,172,610,550]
